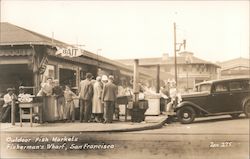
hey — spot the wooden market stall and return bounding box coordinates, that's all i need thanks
[0,22,154,124]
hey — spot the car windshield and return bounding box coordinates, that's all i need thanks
[197,84,211,92]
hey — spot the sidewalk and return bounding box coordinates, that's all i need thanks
[0,115,168,133]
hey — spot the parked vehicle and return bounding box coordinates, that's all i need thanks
[174,78,250,124]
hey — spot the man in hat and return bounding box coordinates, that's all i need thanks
[79,73,94,122]
[1,88,17,123]
[102,75,118,123]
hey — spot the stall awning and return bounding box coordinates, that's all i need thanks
[0,48,33,56]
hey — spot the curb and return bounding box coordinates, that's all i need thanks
[1,116,169,133]
[0,116,168,134]
[104,116,168,132]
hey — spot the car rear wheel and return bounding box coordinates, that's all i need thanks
[177,106,196,124]
[244,101,250,118]
[230,113,241,119]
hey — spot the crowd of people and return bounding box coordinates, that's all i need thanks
[37,73,118,123]
[1,73,119,124]
[1,72,182,124]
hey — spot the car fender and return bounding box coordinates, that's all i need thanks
[175,101,210,114]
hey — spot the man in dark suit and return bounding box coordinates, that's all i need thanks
[79,73,93,122]
[102,75,117,123]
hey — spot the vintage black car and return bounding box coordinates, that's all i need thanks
[174,78,250,124]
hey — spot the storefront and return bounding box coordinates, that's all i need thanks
[0,45,38,95]
[0,22,154,123]
[0,64,33,94]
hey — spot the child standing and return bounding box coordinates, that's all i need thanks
[64,85,77,122]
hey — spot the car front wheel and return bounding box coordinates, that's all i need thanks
[177,106,196,124]
[244,101,250,118]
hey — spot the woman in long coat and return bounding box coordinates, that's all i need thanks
[92,76,104,122]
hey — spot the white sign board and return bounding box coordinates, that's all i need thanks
[55,47,84,57]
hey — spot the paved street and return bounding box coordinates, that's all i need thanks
[140,115,249,134]
[128,115,249,159]
[1,115,249,159]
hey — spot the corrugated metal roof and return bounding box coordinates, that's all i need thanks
[0,22,154,78]
[0,22,129,68]
[0,22,69,47]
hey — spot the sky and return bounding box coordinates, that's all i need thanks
[1,0,249,62]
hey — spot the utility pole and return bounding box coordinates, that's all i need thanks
[174,22,186,89]
[174,22,177,87]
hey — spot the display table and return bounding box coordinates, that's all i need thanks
[116,96,132,121]
[19,102,42,127]
[145,97,161,115]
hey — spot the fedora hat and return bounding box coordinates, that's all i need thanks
[7,88,15,92]
[86,73,93,79]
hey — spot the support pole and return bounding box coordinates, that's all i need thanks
[11,98,15,125]
[133,59,139,102]
[156,65,160,93]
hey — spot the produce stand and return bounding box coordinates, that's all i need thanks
[19,102,42,127]
[17,86,43,126]
[116,95,132,121]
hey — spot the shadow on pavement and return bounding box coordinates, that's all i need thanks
[167,115,248,125]
[193,116,247,124]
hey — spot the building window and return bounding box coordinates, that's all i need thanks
[164,67,171,72]
[43,65,55,81]
[183,67,186,72]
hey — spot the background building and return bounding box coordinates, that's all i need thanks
[117,51,220,92]
[218,57,250,79]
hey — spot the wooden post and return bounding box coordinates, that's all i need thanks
[156,65,160,93]
[32,46,39,95]
[76,67,80,89]
[20,107,22,127]
[30,107,33,127]
[133,59,139,102]
[11,98,15,125]
[33,47,45,124]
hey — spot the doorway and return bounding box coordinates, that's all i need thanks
[0,64,33,95]
[59,68,76,88]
